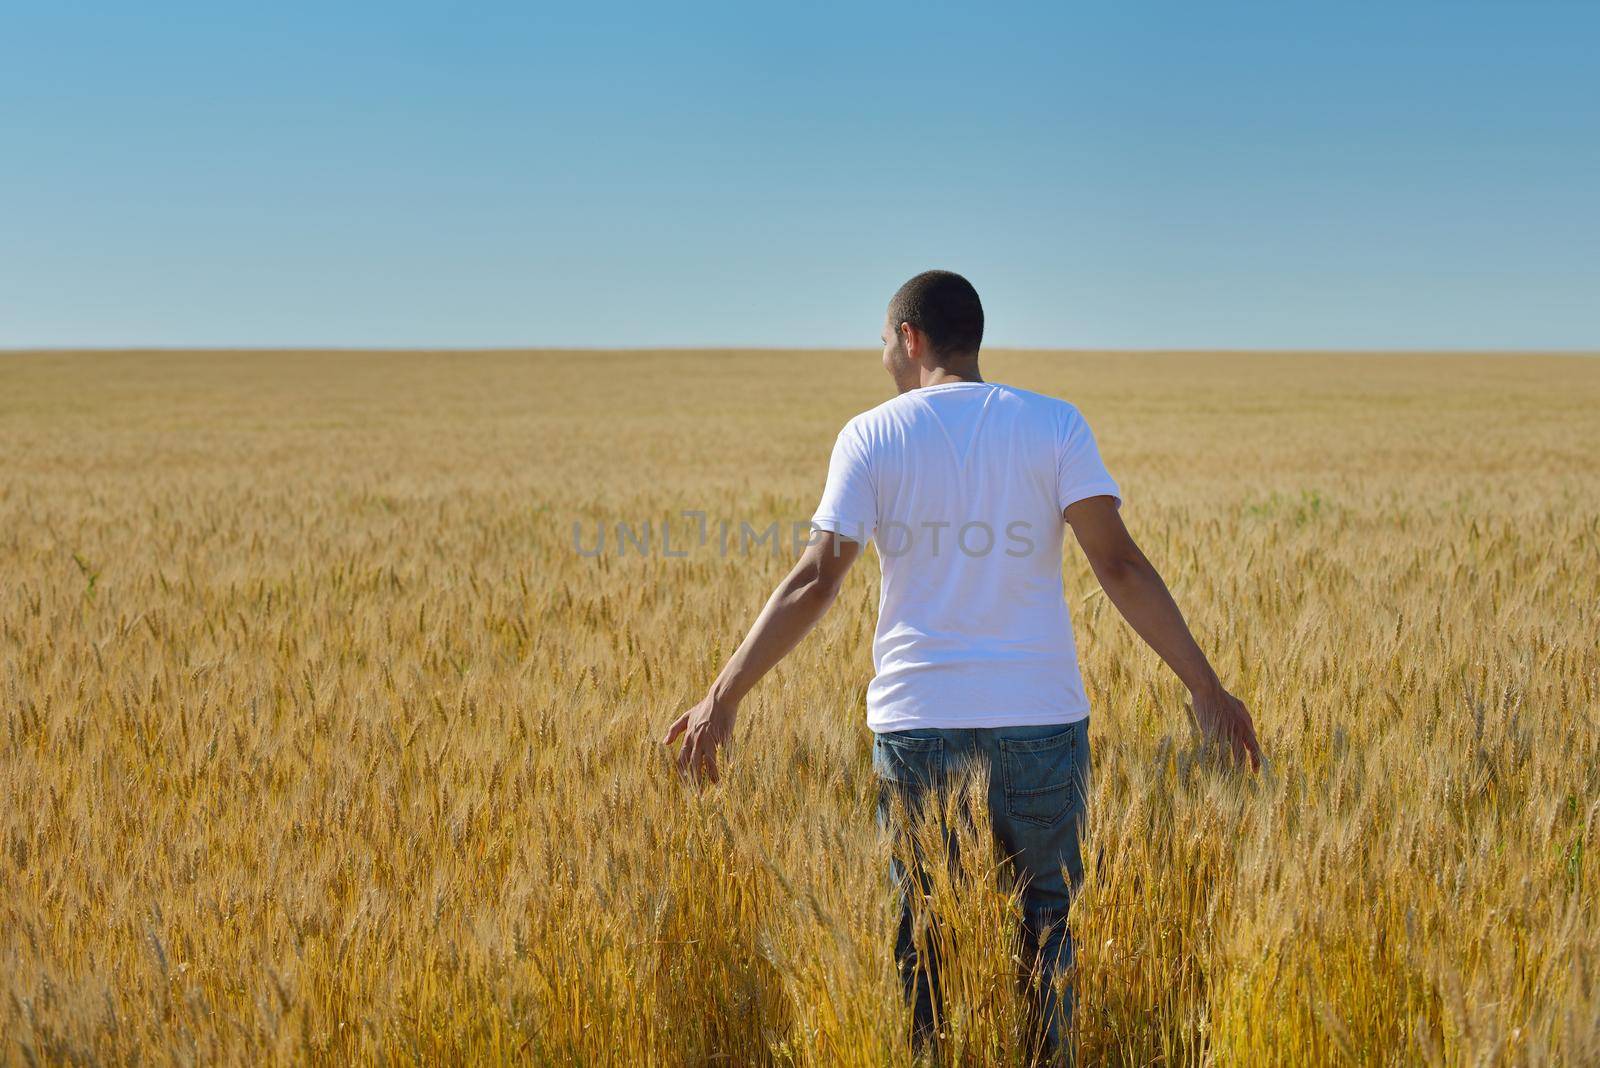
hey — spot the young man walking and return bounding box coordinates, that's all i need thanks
[662,270,1261,1063]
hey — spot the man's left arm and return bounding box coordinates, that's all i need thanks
[662,532,862,785]
[1065,494,1263,770]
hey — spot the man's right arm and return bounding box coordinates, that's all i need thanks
[1064,494,1262,770]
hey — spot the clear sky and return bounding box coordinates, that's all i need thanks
[3,1,1595,350]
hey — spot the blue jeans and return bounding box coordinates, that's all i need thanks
[872,720,1090,1066]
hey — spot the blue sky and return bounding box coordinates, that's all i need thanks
[2,1,1595,349]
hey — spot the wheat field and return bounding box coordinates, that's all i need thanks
[2,348,1597,1066]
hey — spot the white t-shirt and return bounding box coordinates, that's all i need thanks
[809,381,1121,733]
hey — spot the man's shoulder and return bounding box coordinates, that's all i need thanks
[836,382,1087,443]
[989,382,1084,419]
[837,391,919,438]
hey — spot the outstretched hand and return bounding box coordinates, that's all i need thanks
[1190,684,1263,771]
[662,694,737,787]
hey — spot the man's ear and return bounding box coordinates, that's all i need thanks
[899,321,922,362]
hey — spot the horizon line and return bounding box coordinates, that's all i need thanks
[3,344,1598,359]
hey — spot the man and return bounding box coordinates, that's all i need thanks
[662,270,1261,1063]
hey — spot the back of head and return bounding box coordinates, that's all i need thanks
[888,270,984,364]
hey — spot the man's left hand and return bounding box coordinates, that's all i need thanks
[662,694,737,786]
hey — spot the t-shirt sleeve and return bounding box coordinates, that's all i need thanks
[1057,408,1122,513]
[810,421,876,543]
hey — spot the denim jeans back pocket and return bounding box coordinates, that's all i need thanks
[997,726,1080,828]
[872,731,945,791]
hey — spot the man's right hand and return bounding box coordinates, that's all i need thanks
[1189,683,1263,771]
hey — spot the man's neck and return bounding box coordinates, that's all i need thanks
[922,364,984,387]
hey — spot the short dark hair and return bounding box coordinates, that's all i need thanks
[887,270,984,362]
